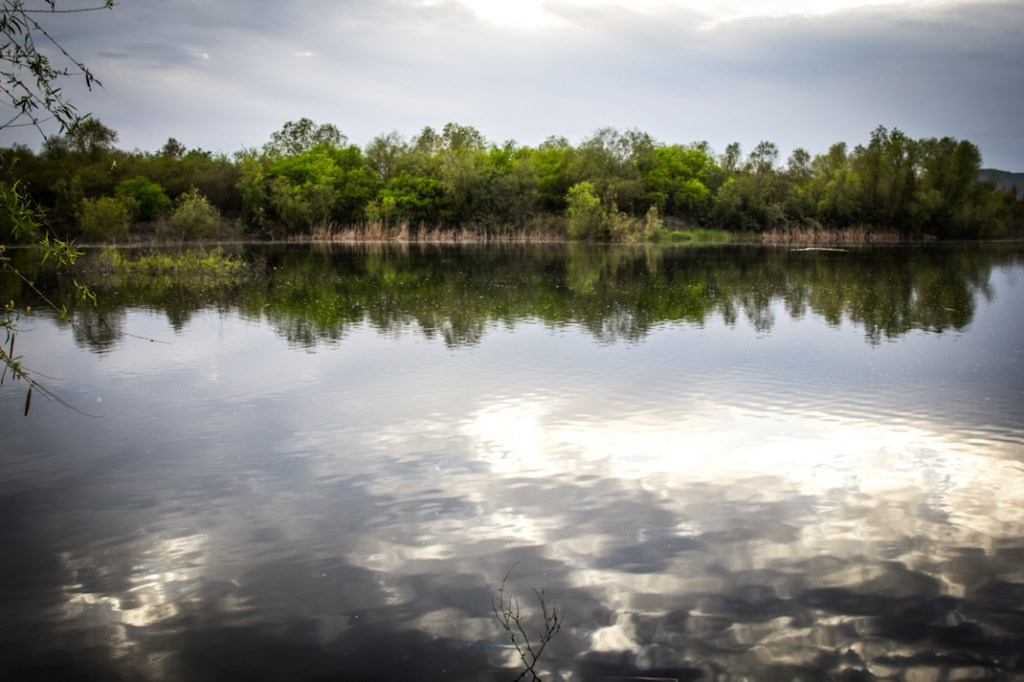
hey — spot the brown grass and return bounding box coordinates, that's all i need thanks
[760,226,904,246]
[301,219,569,244]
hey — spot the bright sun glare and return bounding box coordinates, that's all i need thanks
[456,0,935,28]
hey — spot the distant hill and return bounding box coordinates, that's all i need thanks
[981,168,1024,196]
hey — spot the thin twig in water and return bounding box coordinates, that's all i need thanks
[492,564,562,682]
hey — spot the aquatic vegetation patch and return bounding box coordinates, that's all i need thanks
[87,247,248,283]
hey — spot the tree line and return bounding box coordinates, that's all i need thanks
[2,118,1021,243]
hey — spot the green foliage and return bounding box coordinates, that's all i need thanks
[259,143,382,234]
[266,176,311,234]
[79,195,132,241]
[1,0,113,136]
[710,177,746,230]
[67,118,118,157]
[160,137,186,159]
[573,127,651,214]
[167,187,221,238]
[1,173,42,243]
[367,172,446,228]
[566,181,605,239]
[237,154,269,231]
[116,176,171,222]
[657,227,736,243]
[48,174,83,228]
[608,204,662,243]
[440,122,486,152]
[643,145,715,220]
[3,115,1019,243]
[364,131,408,182]
[90,247,246,282]
[2,0,113,414]
[532,137,577,212]
[156,149,241,216]
[263,118,346,158]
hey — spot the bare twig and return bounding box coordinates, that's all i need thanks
[492,564,562,682]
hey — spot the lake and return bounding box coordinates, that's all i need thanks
[1,243,1023,681]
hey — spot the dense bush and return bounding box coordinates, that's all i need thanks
[566,181,605,239]
[79,196,132,241]
[166,187,221,238]
[116,176,172,222]
[2,118,1020,242]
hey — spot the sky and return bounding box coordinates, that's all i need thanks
[7,0,1024,170]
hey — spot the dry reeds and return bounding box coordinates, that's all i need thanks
[761,226,903,246]
[302,219,569,244]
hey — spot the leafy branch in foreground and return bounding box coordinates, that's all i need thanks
[492,565,562,682]
[2,245,99,416]
[1,308,93,415]
[1,0,114,135]
[2,0,114,414]
[2,157,99,414]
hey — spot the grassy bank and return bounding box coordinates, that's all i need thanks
[655,228,740,244]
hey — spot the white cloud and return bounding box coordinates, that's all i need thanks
[457,0,560,27]
[453,0,978,30]
[7,0,1022,169]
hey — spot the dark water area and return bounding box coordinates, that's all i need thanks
[1,243,1023,681]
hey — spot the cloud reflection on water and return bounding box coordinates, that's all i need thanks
[330,382,1024,676]
[3,246,1023,680]
[26,313,1024,680]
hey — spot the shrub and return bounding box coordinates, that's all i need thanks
[168,187,221,238]
[267,177,311,235]
[609,204,662,242]
[115,176,172,222]
[79,196,132,241]
[566,181,606,239]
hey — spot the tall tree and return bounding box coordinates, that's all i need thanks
[643,144,715,221]
[263,118,346,158]
[364,131,408,182]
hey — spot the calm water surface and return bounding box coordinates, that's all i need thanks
[1,244,1023,681]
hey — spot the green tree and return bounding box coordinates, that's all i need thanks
[364,131,408,182]
[643,144,715,221]
[566,181,605,239]
[720,142,742,175]
[916,136,989,237]
[367,172,446,228]
[707,141,787,230]
[236,153,269,232]
[430,122,489,226]
[782,147,815,223]
[263,118,346,158]
[808,142,858,226]
[411,126,441,156]
[573,127,649,215]
[66,117,118,157]
[79,195,131,241]
[850,125,919,229]
[116,176,172,222]
[532,136,578,212]
[167,187,221,238]
[440,122,486,151]
[160,137,186,159]
[251,143,382,234]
